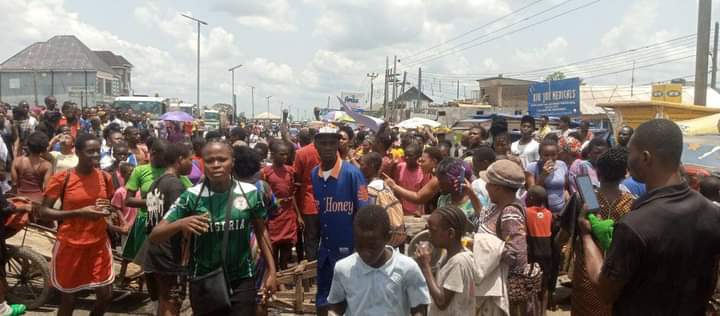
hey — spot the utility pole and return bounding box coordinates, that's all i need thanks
[247,85,255,119]
[712,21,719,89]
[630,60,636,97]
[384,56,389,118]
[326,96,330,111]
[457,80,460,100]
[181,14,207,109]
[400,72,407,95]
[417,67,422,109]
[366,72,378,110]
[694,0,712,105]
[265,95,272,118]
[391,56,399,103]
[228,64,242,124]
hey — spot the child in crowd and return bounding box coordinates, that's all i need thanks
[393,142,428,216]
[525,185,553,311]
[417,205,478,316]
[262,141,303,271]
[110,162,137,283]
[360,152,406,247]
[104,141,131,189]
[110,162,137,236]
[327,205,430,316]
[471,146,497,213]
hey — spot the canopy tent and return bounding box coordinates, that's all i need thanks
[396,117,442,129]
[253,112,281,120]
[323,111,355,123]
[676,113,720,136]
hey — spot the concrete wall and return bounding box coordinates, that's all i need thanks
[0,70,121,108]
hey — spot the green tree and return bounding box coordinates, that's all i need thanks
[546,71,566,81]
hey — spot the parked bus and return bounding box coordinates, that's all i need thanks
[112,96,167,118]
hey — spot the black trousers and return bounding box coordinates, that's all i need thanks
[302,214,319,261]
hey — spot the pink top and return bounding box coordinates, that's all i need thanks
[111,187,138,226]
[395,162,428,215]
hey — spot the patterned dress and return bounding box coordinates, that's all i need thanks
[571,191,635,316]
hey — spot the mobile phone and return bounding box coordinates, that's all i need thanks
[575,175,600,213]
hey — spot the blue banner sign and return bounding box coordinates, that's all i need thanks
[528,77,580,117]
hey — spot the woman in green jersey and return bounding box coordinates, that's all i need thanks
[150,141,277,316]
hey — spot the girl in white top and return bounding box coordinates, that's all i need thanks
[417,205,478,316]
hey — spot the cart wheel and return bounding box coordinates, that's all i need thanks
[407,230,446,271]
[5,245,52,310]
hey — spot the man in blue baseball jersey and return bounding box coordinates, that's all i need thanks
[311,126,369,316]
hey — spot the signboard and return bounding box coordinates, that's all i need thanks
[340,92,364,109]
[528,77,580,117]
[651,84,682,103]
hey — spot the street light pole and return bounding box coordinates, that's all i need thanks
[265,95,272,119]
[247,85,255,120]
[228,64,242,124]
[181,14,207,110]
[367,72,378,110]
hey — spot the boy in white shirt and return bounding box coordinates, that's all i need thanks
[327,205,430,316]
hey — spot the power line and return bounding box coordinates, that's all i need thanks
[403,0,547,60]
[415,34,697,81]
[420,33,704,79]
[583,54,695,79]
[403,0,601,67]
[512,46,697,80]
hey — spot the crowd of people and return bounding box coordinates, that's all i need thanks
[0,95,716,316]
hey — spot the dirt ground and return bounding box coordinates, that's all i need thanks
[10,226,571,315]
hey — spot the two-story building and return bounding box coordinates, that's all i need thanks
[0,35,132,107]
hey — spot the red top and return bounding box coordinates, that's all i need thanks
[192,155,205,173]
[525,206,552,238]
[293,143,320,216]
[44,169,115,246]
[394,162,428,215]
[262,165,298,244]
[58,117,81,138]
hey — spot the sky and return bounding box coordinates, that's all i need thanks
[0,0,714,120]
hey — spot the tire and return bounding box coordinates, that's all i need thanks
[5,245,52,310]
[406,230,446,271]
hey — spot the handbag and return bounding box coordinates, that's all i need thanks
[189,182,235,315]
[495,204,543,303]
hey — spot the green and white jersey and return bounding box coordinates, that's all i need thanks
[164,180,267,281]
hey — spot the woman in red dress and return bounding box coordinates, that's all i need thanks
[262,141,304,270]
[39,133,115,316]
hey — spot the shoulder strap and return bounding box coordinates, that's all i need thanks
[58,169,73,210]
[220,182,236,266]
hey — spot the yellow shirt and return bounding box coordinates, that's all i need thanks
[390,148,405,160]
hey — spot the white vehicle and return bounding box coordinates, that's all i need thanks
[112,96,166,118]
[178,104,195,116]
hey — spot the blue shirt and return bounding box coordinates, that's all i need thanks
[526,160,568,213]
[311,159,369,266]
[622,176,646,198]
[327,247,431,316]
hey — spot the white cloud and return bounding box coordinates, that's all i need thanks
[210,0,297,32]
[514,37,569,65]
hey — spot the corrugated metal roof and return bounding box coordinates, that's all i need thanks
[397,87,433,103]
[94,51,132,68]
[0,35,115,74]
[580,85,720,115]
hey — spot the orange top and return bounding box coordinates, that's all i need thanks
[525,206,552,238]
[44,169,114,246]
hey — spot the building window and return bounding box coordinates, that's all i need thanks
[105,79,112,97]
[8,78,20,89]
[97,78,104,94]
